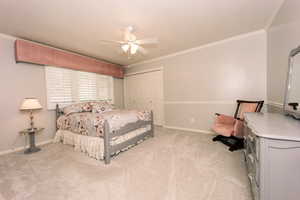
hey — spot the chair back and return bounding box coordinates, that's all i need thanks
[234,100,264,120]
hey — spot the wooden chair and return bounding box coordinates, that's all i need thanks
[212,100,264,151]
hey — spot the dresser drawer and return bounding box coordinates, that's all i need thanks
[244,122,260,187]
[244,124,260,162]
[244,113,300,200]
[248,134,260,161]
[246,153,260,186]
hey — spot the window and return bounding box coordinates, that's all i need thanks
[45,66,113,109]
[78,71,97,101]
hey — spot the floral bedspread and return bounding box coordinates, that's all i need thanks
[57,109,151,137]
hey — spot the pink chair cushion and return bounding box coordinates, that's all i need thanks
[212,118,244,137]
[212,102,261,137]
[212,123,234,137]
[212,114,236,137]
[215,114,235,125]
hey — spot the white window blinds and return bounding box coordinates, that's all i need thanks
[78,71,97,101]
[45,66,114,109]
[45,67,73,108]
[98,74,114,100]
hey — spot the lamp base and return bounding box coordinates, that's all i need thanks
[24,147,41,154]
[24,129,41,154]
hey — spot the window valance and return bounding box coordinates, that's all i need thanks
[15,40,124,78]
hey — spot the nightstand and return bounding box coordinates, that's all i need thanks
[19,127,44,154]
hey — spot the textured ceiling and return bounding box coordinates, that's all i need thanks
[0,0,284,65]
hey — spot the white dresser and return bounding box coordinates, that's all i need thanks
[244,112,300,200]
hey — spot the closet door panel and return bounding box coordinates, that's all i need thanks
[125,70,164,125]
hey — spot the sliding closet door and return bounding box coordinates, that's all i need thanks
[124,70,164,126]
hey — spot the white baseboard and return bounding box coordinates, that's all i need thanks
[0,139,53,156]
[163,125,214,135]
[267,101,283,108]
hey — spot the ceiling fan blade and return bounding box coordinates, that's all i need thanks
[138,46,148,55]
[124,32,137,42]
[99,40,124,45]
[136,38,158,45]
[116,48,126,55]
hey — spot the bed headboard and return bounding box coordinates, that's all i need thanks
[56,104,64,120]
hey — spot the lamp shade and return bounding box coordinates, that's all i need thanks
[20,98,42,110]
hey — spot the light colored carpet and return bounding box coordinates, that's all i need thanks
[0,127,251,200]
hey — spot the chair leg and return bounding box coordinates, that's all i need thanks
[212,135,218,141]
[228,137,244,152]
[229,146,236,152]
[213,135,245,151]
[212,135,222,142]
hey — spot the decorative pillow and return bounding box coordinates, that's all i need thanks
[63,102,92,115]
[91,101,114,113]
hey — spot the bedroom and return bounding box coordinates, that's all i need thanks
[0,0,300,200]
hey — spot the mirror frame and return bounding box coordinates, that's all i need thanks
[284,45,300,119]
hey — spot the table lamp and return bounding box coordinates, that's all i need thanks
[20,98,42,130]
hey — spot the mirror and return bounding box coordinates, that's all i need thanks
[284,46,300,119]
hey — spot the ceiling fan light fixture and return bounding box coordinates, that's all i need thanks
[100,26,157,58]
[121,44,130,52]
[130,43,139,54]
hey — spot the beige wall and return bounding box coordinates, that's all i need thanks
[267,0,300,105]
[0,34,124,152]
[0,35,56,152]
[113,78,124,109]
[126,31,267,132]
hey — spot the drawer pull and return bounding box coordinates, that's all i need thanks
[248,173,254,181]
[248,135,255,142]
[248,173,259,200]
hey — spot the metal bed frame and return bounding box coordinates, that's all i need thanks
[56,104,154,164]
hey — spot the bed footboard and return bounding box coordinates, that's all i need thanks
[103,111,154,164]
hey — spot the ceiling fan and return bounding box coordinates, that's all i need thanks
[100,26,158,57]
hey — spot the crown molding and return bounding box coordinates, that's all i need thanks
[126,29,266,68]
[0,32,92,58]
[125,67,163,76]
[0,32,18,40]
[264,0,286,30]
[164,100,236,105]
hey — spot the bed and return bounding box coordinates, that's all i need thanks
[54,101,154,164]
